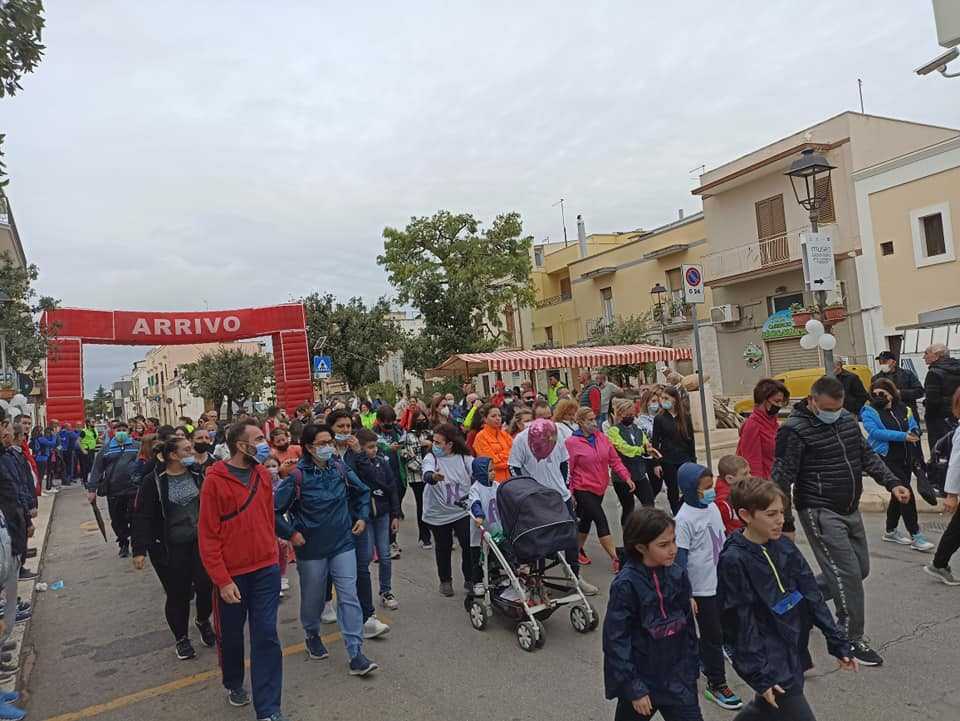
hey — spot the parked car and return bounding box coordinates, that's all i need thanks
[734,364,873,415]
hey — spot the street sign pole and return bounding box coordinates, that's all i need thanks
[800,222,835,376]
[681,264,712,471]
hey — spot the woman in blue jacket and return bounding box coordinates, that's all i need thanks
[603,508,702,721]
[274,423,378,677]
[861,379,934,551]
[34,428,58,493]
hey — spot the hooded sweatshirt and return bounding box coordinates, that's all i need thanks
[565,430,631,496]
[468,457,500,545]
[674,463,726,596]
[924,356,960,422]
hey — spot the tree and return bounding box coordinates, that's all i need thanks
[86,385,112,419]
[586,313,661,386]
[302,293,399,390]
[378,210,535,375]
[180,348,273,419]
[1,0,46,189]
[0,251,58,377]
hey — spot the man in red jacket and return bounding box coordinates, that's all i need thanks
[199,419,287,721]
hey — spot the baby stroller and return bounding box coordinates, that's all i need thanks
[464,475,599,652]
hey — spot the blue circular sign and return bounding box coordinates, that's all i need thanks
[685,267,701,286]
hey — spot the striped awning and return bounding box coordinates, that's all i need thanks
[426,343,692,378]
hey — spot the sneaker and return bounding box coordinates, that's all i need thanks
[0,701,26,720]
[279,576,290,592]
[911,533,935,552]
[705,683,743,710]
[118,546,130,559]
[17,568,37,581]
[439,581,454,597]
[0,693,18,704]
[389,542,401,559]
[196,620,216,648]
[577,578,599,596]
[578,549,592,565]
[227,688,251,707]
[349,653,379,677]
[418,539,433,550]
[362,616,390,639]
[175,637,196,660]
[256,714,291,721]
[320,601,337,624]
[881,530,911,545]
[380,592,399,610]
[850,639,883,667]
[924,563,960,586]
[305,634,329,660]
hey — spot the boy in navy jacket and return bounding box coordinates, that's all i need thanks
[717,478,857,721]
[355,428,401,611]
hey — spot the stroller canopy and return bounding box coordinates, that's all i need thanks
[497,476,577,562]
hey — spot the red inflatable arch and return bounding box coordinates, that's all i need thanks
[40,303,314,426]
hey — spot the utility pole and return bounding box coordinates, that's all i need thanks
[553,198,569,246]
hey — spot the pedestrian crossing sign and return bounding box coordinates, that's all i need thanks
[313,355,332,379]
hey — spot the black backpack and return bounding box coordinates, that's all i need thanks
[927,423,958,495]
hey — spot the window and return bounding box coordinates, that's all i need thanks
[544,326,554,343]
[910,202,955,267]
[559,277,572,301]
[755,194,787,240]
[600,287,614,323]
[534,247,544,267]
[815,176,836,224]
[880,241,894,256]
[769,292,804,314]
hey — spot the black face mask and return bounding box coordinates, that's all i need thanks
[766,405,782,417]
[871,394,890,408]
[193,442,212,454]
[273,443,289,451]
[621,416,635,426]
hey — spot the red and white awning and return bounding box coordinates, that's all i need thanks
[427,344,692,377]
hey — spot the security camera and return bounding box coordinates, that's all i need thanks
[915,46,959,75]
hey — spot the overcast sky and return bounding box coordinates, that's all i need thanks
[4,1,958,394]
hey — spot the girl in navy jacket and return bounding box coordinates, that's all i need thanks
[603,508,703,721]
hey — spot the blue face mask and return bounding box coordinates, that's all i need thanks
[432,443,446,458]
[254,441,271,463]
[815,409,842,425]
[181,456,196,467]
[115,431,130,445]
[334,433,352,443]
[661,400,674,412]
[648,402,660,414]
[313,445,335,462]
[700,488,716,504]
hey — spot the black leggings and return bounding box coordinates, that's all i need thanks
[149,540,214,641]
[884,457,919,535]
[410,482,432,544]
[933,506,960,569]
[574,490,610,537]
[613,471,656,527]
[653,463,683,515]
[733,688,816,721]
[694,595,726,686]
[429,516,473,583]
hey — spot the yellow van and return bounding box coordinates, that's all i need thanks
[734,365,873,415]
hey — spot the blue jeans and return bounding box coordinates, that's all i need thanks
[213,565,282,720]
[298,552,363,658]
[364,514,392,595]
[354,523,377,620]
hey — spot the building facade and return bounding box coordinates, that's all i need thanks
[853,133,960,381]
[694,112,958,398]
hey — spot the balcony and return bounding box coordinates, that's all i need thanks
[535,291,572,309]
[703,227,813,285]
[585,317,614,337]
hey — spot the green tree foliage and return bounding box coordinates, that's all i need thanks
[378,210,535,375]
[180,348,273,419]
[302,293,399,391]
[1,0,45,188]
[0,251,58,374]
[586,313,661,385]
[86,385,112,419]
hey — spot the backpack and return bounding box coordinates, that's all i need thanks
[927,422,959,495]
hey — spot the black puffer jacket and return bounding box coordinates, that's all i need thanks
[771,399,902,531]
[924,357,960,422]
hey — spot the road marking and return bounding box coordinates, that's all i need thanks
[40,621,368,721]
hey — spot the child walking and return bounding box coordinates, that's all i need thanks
[603,508,704,721]
[263,457,291,599]
[467,456,500,595]
[355,428,401,610]
[718,478,858,721]
[675,463,742,711]
[715,455,751,535]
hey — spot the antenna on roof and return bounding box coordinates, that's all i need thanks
[689,164,705,178]
[857,78,864,113]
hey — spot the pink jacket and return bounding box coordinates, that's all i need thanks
[565,432,631,496]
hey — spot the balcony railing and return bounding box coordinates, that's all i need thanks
[534,291,573,309]
[703,225,834,283]
[585,317,615,336]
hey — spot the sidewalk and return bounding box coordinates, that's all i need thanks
[4,485,60,694]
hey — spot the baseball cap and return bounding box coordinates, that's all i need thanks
[876,351,896,362]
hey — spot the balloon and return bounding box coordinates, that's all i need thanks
[10,394,27,408]
[800,333,819,350]
[818,333,837,351]
[804,319,825,337]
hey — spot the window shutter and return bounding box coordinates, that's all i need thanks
[815,177,836,224]
[767,338,821,377]
[755,195,786,239]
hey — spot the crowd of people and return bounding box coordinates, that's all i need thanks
[1,341,958,721]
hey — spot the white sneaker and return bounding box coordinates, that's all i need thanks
[363,615,390,639]
[280,576,290,591]
[380,592,399,610]
[321,601,337,624]
[577,578,599,596]
[389,543,401,559]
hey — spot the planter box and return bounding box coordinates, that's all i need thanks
[823,307,847,323]
[792,311,813,328]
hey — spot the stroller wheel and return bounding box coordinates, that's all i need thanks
[571,603,598,633]
[516,621,539,652]
[534,619,546,648]
[468,600,489,631]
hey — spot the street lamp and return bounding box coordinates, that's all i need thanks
[650,283,668,346]
[786,148,837,375]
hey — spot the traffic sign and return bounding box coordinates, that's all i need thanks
[800,231,836,292]
[681,264,705,304]
[17,373,34,396]
[313,355,332,379]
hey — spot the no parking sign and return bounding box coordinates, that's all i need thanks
[681,264,705,305]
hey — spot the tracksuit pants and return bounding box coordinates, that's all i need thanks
[149,540,213,641]
[107,495,134,549]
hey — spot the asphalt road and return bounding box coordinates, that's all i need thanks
[19,484,960,721]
